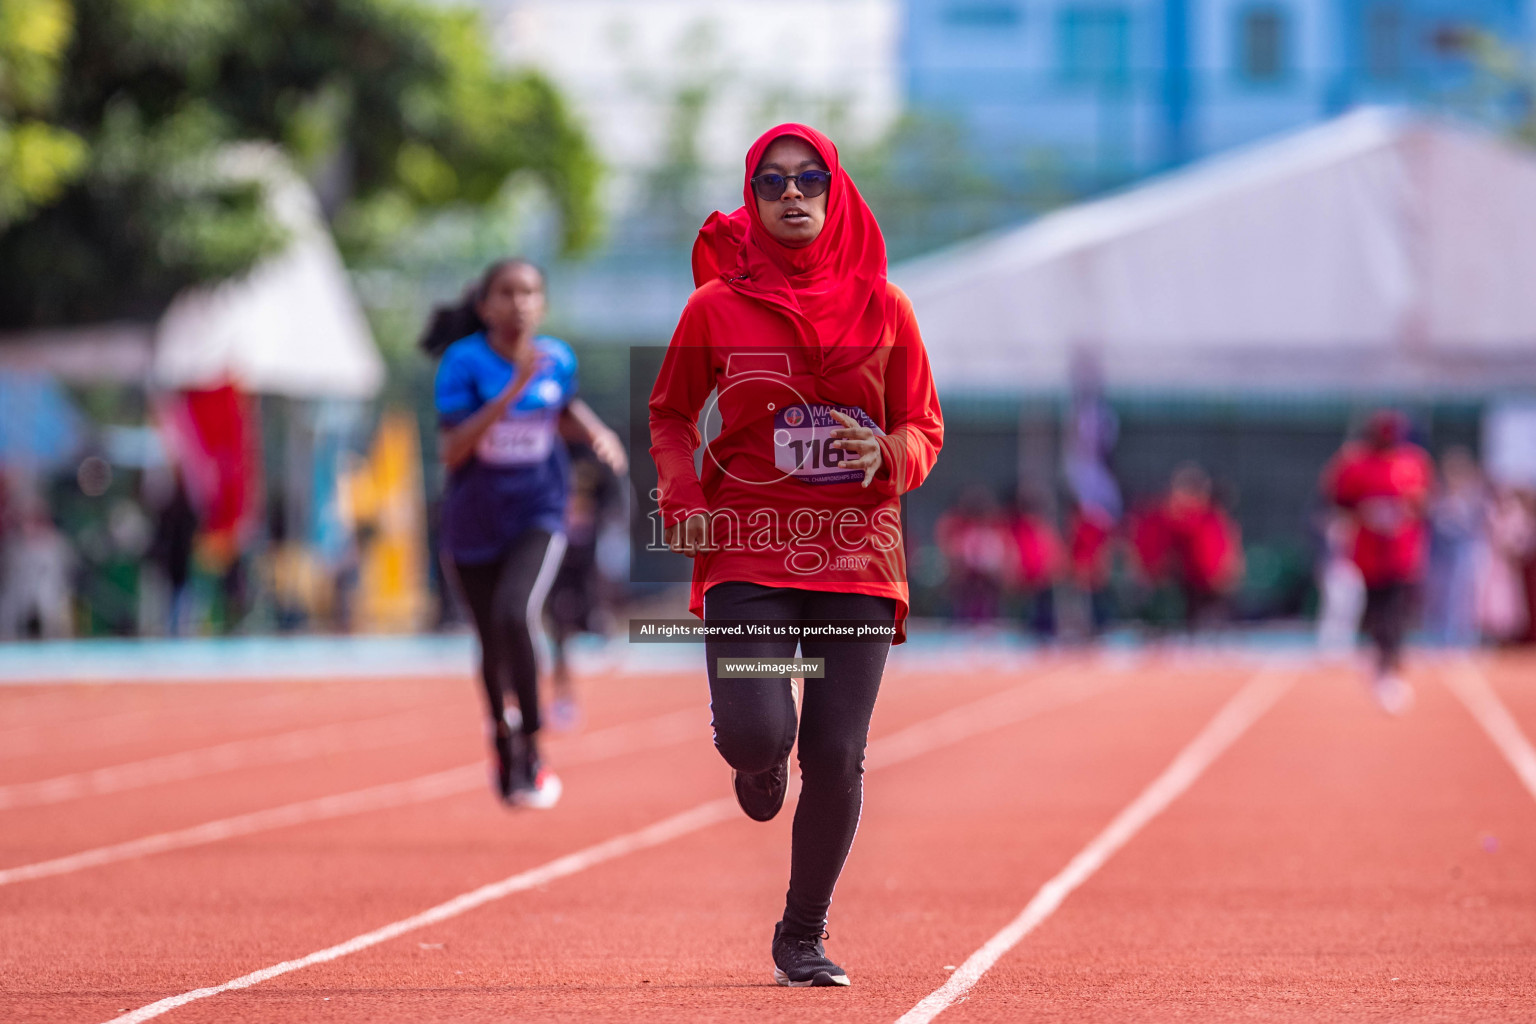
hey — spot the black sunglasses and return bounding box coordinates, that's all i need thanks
[750,169,831,201]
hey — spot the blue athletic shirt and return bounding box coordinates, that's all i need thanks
[435,333,578,563]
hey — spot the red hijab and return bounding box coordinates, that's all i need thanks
[691,123,888,353]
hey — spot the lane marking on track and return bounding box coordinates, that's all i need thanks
[1,660,1121,888]
[0,700,295,762]
[895,667,1293,1024]
[100,798,738,1024]
[0,709,464,811]
[0,709,705,888]
[1443,659,1536,804]
[0,767,483,888]
[99,659,1135,1023]
[865,663,1131,771]
[0,691,434,763]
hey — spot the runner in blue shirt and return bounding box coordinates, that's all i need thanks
[424,258,627,807]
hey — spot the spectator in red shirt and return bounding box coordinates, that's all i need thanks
[1006,494,1063,636]
[935,485,1012,622]
[1320,410,1433,713]
[1133,464,1243,630]
[1067,505,1113,591]
[1063,499,1117,636]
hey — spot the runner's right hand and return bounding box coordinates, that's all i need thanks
[498,348,546,406]
[665,513,711,557]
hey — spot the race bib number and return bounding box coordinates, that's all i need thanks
[772,403,883,485]
[477,415,554,466]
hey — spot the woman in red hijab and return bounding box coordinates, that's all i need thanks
[649,124,943,987]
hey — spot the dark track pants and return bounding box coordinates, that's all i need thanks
[704,581,896,936]
[1363,581,1417,675]
[449,529,567,736]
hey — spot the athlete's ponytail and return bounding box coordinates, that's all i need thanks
[418,286,484,358]
[418,258,546,358]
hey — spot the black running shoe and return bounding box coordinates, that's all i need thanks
[772,922,849,987]
[733,756,789,822]
[510,732,562,810]
[491,711,530,803]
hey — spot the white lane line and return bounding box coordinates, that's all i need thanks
[0,709,705,888]
[866,664,1132,771]
[1443,659,1536,804]
[1,662,1117,889]
[0,709,462,811]
[0,766,481,887]
[100,660,1134,1023]
[0,691,426,762]
[895,667,1293,1024]
[103,797,741,1024]
[0,699,291,762]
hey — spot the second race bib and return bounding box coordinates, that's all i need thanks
[477,414,555,466]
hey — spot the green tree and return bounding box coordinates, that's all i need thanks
[0,0,600,329]
[1441,27,1536,148]
[0,0,88,228]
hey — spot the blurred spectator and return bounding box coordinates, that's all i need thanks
[1006,494,1063,637]
[0,497,75,639]
[936,485,1013,622]
[1056,353,1123,640]
[332,450,369,633]
[1063,351,1122,524]
[1061,498,1117,639]
[0,475,11,614]
[1424,447,1488,646]
[1478,487,1534,644]
[1316,512,1366,654]
[1321,411,1432,713]
[267,498,314,632]
[1132,464,1244,630]
[546,447,622,730]
[1522,491,1536,646]
[148,466,199,636]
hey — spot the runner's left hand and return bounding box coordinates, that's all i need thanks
[828,409,881,488]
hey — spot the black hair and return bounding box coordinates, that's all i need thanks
[417,257,546,357]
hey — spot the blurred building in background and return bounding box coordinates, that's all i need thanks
[465,0,1536,342]
[905,0,1531,186]
[897,109,1536,397]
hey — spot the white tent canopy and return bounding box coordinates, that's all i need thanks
[154,145,384,399]
[892,108,1536,396]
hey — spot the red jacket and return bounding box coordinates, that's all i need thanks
[1068,510,1115,590]
[1165,501,1242,593]
[1322,442,1433,586]
[1010,513,1064,590]
[648,281,943,641]
[1131,499,1242,593]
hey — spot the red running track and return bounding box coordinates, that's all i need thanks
[1,648,1533,1023]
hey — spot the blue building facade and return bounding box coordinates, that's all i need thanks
[903,0,1531,183]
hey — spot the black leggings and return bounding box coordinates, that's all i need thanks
[1363,582,1417,674]
[704,581,896,936]
[449,529,567,736]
